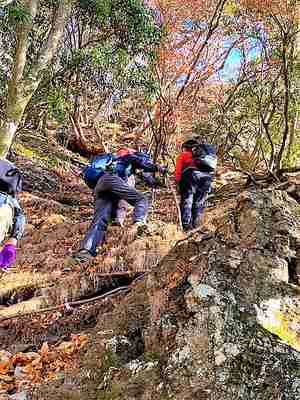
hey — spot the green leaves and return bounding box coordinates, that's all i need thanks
[90,44,113,67]
[47,90,69,124]
[1,1,30,25]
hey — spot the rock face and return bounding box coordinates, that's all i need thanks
[33,189,300,400]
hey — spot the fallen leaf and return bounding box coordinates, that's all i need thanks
[57,342,75,355]
[0,360,10,375]
[40,342,49,357]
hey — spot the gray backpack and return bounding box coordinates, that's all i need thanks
[0,159,22,196]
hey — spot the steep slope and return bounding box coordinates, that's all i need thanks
[31,188,300,400]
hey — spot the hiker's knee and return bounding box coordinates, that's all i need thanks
[93,204,111,229]
[180,188,193,206]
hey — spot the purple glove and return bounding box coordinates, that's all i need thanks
[0,244,16,269]
[158,166,169,176]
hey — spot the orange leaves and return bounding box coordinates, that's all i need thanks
[70,333,89,348]
[11,352,41,366]
[144,0,236,135]
[0,334,89,392]
[39,342,49,358]
[0,360,10,376]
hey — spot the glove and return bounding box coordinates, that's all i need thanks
[0,243,16,269]
[158,166,169,176]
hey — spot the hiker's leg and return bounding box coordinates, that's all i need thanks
[191,172,212,228]
[180,186,193,230]
[108,175,148,222]
[113,200,128,226]
[79,196,113,256]
[0,203,13,245]
[112,175,135,225]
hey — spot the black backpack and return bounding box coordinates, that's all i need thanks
[0,159,22,195]
[192,144,217,172]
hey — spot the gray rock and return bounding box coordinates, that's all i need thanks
[28,189,300,400]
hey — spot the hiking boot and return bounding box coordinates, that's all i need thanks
[111,220,123,227]
[71,249,94,263]
[182,224,191,232]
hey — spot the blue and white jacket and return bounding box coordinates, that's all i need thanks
[0,192,25,240]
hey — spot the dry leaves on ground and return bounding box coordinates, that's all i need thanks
[0,334,88,391]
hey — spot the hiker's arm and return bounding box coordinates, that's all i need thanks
[10,198,25,240]
[127,154,161,173]
[139,172,159,188]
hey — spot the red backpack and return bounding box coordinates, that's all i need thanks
[117,148,135,157]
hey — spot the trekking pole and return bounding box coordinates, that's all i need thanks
[165,176,183,231]
[151,186,156,220]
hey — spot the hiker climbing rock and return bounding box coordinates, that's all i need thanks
[175,140,216,232]
[0,159,25,269]
[72,147,168,262]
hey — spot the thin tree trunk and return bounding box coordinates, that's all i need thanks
[0,0,38,157]
[0,0,73,158]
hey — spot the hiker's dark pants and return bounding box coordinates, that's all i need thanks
[179,170,212,229]
[111,175,135,225]
[80,173,148,255]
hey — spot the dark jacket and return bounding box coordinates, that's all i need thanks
[112,153,161,180]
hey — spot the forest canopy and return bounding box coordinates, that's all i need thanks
[0,0,299,176]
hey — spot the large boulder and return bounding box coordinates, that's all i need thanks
[33,189,300,400]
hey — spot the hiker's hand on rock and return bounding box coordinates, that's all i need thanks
[0,242,16,269]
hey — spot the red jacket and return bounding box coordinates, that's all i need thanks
[174,150,194,182]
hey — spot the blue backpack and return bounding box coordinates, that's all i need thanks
[83,153,113,189]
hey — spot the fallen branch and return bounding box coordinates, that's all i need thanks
[174,228,214,248]
[0,272,147,323]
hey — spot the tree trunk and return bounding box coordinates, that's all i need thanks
[0,98,31,157]
[0,0,73,158]
[0,0,38,158]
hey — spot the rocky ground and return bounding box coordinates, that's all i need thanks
[0,140,299,399]
[32,188,300,400]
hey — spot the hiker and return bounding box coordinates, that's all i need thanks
[72,147,168,261]
[0,159,25,269]
[175,140,216,231]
